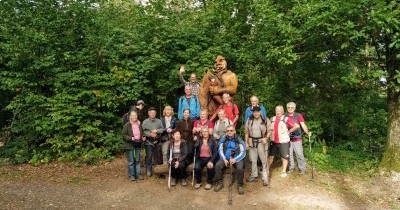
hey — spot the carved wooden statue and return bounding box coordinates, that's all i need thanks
[199,55,238,117]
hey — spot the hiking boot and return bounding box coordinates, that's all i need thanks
[146,171,152,177]
[181,179,187,186]
[287,169,294,174]
[247,176,258,182]
[204,183,212,190]
[263,180,269,186]
[194,183,201,189]
[129,176,136,181]
[171,178,176,186]
[137,175,144,180]
[280,172,288,178]
[214,182,223,192]
[238,185,244,194]
[299,170,306,176]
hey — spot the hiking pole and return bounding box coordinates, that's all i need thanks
[228,151,233,205]
[168,140,173,192]
[192,146,196,188]
[309,133,314,180]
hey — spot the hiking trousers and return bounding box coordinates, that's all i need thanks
[214,159,244,186]
[249,142,268,181]
[289,141,306,172]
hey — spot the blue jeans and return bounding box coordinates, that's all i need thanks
[127,148,141,178]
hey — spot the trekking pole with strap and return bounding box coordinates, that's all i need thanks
[228,150,233,205]
[309,133,314,179]
[168,139,173,191]
[192,146,196,188]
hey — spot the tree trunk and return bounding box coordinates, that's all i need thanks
[381,93,400,172]
[380,39,400,172]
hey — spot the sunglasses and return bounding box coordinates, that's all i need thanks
[226,129,235,132]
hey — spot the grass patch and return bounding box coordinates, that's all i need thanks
[305,146,379,176]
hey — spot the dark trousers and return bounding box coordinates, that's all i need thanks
[214,159,245,186]
[195,157,215,184]
[145,144,160,174]
[171,160,188,180]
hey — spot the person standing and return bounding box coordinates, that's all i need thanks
[122,111,145,181]
[210,93,239,126]
[142,107,165,177]
[213,125,246,194]
[213,109,232,142]
[286,102,311,175]
[178,65,201,96]
[243,96,267,125]
[122,100,145,126]
[167,130,189,186]
[176,108,194,157]
[161,105,177,164]
[245,106,271,186]
[194,128,218,190]
[267,105,300,178]
[178,86,200,120]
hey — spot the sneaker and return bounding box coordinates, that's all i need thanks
[194,183,201,189]
[129,176,136,181]
[263,180,269,186]
[204,183,212,190]
[146,171,152,177]
[181,179,187,186]
[247,176,258,182]
[171,178,176,186]
[214,182,223,192]
[299,171,306,176]
[287,169,294,174]
[238,186,244,194]
[137,175,144,180]
[280,172,288,178]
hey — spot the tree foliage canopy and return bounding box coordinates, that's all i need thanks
[0,0,398,170]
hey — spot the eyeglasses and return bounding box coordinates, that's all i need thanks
[226,130,234,132]
[287,107,295,109]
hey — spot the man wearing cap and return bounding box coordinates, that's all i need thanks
[142,107,165,177]
[243,96,267,126]
[245,106,271,186]
[122,100,145,126]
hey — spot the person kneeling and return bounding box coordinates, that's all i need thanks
[213,125,246,194]
[168,130,189,186]
[194,128,218,190]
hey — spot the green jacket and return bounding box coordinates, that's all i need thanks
[122,121,144,150]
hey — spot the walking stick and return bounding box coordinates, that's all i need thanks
[192,146,196,188]
[309,134,314,180]
[168,140,173,192]
[228,151,233,205]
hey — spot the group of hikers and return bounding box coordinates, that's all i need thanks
[122,65,312,195]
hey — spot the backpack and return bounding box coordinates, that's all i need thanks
[284,112,302,139]
[222,103,237,117]
[222,135,241,158]
[180,95,199,110]
[247,118,265,138]
[196,119,211,129]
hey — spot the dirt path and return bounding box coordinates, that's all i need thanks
[1,157,399,210]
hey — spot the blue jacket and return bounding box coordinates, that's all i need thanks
[244,105,267,126]
[178,95,200,120]
[218,135,246,162]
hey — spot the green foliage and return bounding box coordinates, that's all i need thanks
[0,0,397,169]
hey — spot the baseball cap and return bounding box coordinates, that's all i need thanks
[251,106,261,112]
[137,100,145,105]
